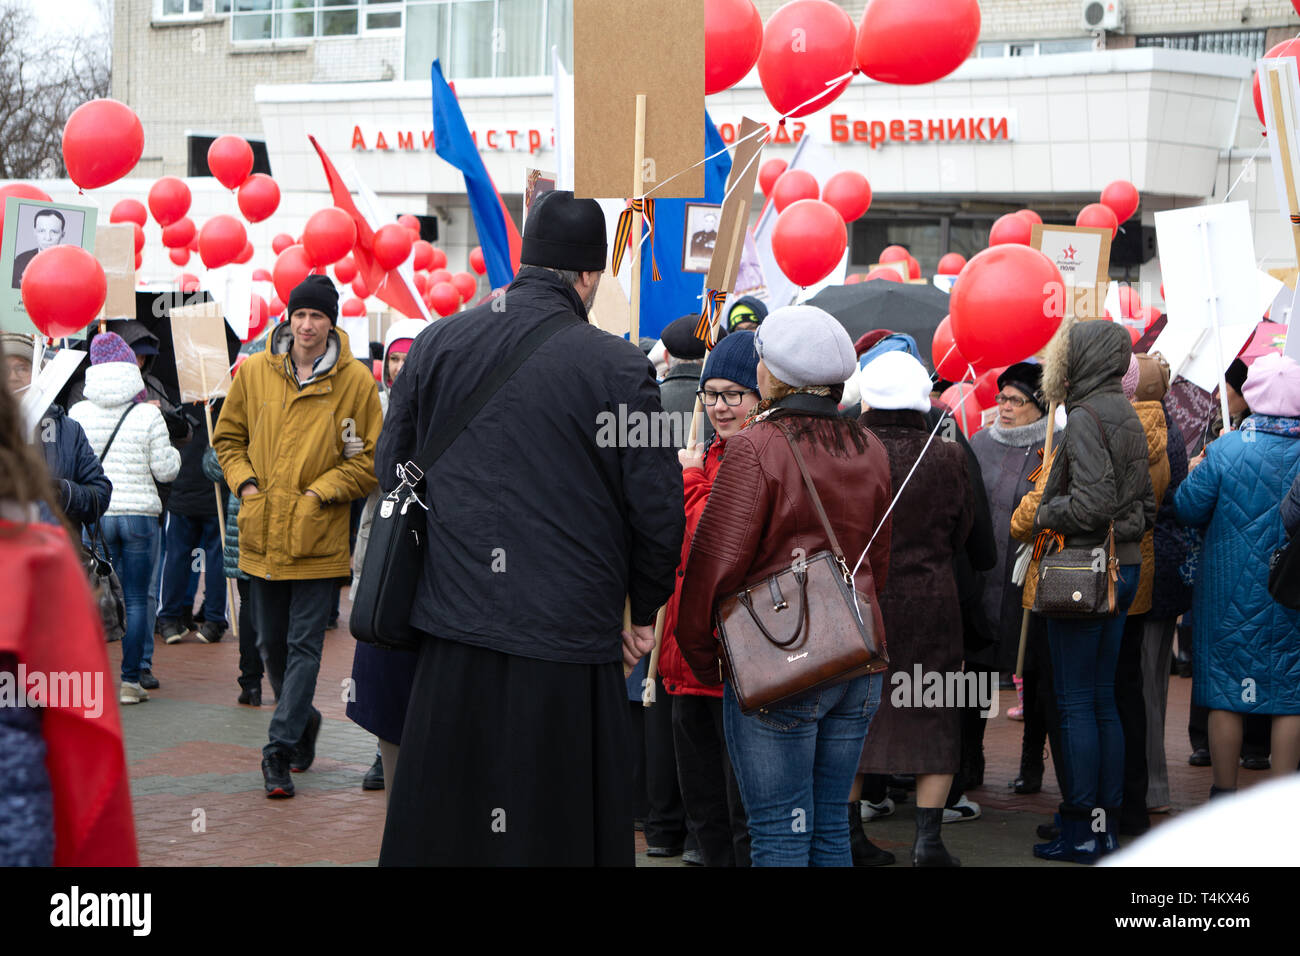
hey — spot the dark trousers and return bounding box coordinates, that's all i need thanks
[628,674,687,849]
[1021,613,1066,794]
[252,577,333,758]
[235,576,263,692]
[159,512,227,628]
[1116,613,1149,832]
[671,693,750,867]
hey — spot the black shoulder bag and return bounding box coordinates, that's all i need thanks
[350,315,572,650]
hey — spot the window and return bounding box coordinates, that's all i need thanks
[188,134,273,178]
[157,0,204,17]
[405,0,571,80]
[978,38,1093,58]
[1135,29,1266,61]
[230,0,401,41]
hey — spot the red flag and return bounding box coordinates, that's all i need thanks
[308,135,429,320]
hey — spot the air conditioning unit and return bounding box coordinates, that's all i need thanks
[1081,0,1124,32]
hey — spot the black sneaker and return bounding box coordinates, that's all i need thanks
[1188,748,1211,767]
[139,669,160,690]
[290,709,322,773]
[362,754,385,791]
[262,752,294,798]
[196,621,225,644]
[160,620,188,645]
[238,686,262,707]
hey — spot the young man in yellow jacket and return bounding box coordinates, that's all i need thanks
[214,275,382,798]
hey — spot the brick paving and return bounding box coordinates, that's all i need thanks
[110,593,1261,866]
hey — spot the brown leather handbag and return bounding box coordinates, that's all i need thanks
[715,422,889,716]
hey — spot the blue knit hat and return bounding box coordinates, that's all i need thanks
[700,330,759,393]
[858,332,921,370]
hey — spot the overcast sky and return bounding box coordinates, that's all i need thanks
[24,0,106,39]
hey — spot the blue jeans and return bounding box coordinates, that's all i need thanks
[1047,563,1140,813]
[159,512,226,627]
[97,515,162,685]
[143,519,163,670]
[722,672,883,867]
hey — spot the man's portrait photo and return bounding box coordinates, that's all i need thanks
[11,204,85,289]
[682,203,721,274]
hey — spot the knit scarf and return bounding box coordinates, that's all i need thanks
[987,415,1051,449]
[1243,414,1300,439]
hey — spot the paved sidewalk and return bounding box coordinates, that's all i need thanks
[112,599,1247,867]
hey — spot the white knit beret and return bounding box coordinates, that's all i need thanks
[859,351,933,413]
[754,305,857,388]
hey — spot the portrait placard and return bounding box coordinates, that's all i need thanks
[0,197,98,334]
[1031,223,1111,320]
[682,203,721,274]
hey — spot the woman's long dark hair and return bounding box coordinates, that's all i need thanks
[0,384,65,533]
[746,379,871,457]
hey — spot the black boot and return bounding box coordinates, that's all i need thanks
[1032,805,1099,864]
[1208,785,1237,800]
[912,807,960,867]
[849,803,895,866]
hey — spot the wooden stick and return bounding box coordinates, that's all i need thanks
[197,357,239,641]
[1014,400,1058,680]
[629,93,647,345]
[1269,70,1300,268]
[641,606,667,707]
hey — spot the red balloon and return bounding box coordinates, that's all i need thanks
[429,281,461,317]
[21,246,106,338]
[452,271,478,302]
[109,199,147,227]
[974,366,1007,408]
[270,296,285,316]
[931,316,968,380]
[879,245,909,264]
[706,0,763,94]
[373,224,414,270]
[1100,180,1140,225]
[132,223,145,255]
[430,268,453,286]
[302,207,357,267]
[759,159,789,198]
[161,217,196,249]
[1076,202,1119,238]
[1,183,51,203]
[188,234,200,253]
[413,240,435,272]
[845,272,865,284]
[351,276,370,299]
[949,244,1064,368]
[207,135,254,190]
[1253,40,1300,125]
[334,256,358,284]
[148,177,192,228]
[758,0,855,117]
[169,246,190,266]
[237,173,280,223]
[469,246,487,275]
[940,382,984,436]
[1125,325,1141,346]
[398,214,422,239]
[61,99,144,190]
[413,273,430,296]
[429,247,448,271]
[866,268,903,282]
[772,170,819,213]
[271,233,295,255]
[198,215,248,269]
[771,200,847,287]
[989,213,1032,247]
[1015,209,1042,225]
[341,298,367,318]
[272,244,314,303]
[906,255,921,280]
[246,294,270,343]
[821,170,872,222]
[177,273,199,294]
[252,268,272,282]
[234,241,254,265]
[855,0,981,85]
[937,252,967,275]
[1117,284,1142,320]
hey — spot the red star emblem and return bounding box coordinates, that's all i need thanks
[1061,245,1078,261]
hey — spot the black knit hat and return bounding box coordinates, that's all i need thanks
[997,361,1046,412]
[286,275,340,326]
[1225,357,1248,395]
[661,314,706,360]
[521,190,607,273]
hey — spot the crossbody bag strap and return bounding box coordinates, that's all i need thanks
[100,404,138,466]
[775,421,847,570]
[397,314,574,484]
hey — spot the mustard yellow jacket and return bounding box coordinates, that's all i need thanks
[213,325,382,581]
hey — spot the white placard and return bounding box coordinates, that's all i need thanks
[21,347,85,436]
[218,265,253,341]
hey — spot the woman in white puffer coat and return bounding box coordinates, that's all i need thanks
[69,332,180,705]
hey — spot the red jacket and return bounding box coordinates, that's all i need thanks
[0,520,138,866]
[676,402,893,686]
[661,437,726,697]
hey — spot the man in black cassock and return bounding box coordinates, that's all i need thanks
[375,190,684,866]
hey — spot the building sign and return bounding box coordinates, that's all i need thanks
[350,124,553,154]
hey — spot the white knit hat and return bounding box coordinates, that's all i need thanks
[859,351,933,414]
[754,305,856,388]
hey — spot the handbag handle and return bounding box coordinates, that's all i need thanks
[738,568,810,648]
[775,421,850,579]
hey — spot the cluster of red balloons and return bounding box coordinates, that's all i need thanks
[763,163,872,225]
[1077,181,1139,238]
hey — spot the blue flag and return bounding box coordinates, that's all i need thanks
[635,113,731,342]
[431,60,515,289]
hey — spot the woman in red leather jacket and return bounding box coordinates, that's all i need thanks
[676,306,893,867]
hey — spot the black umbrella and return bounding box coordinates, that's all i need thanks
[805,282,951,371]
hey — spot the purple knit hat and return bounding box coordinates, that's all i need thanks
[89,331,147,404]
[1243,353,1300,418]
[1122,353,1141,399]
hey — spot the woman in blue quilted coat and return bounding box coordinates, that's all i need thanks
[1175,352,1300,798]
